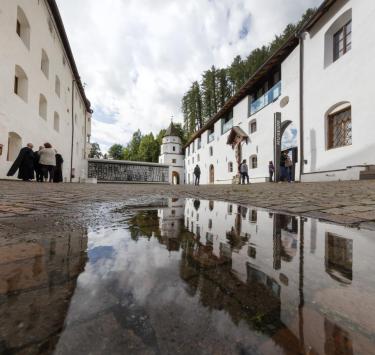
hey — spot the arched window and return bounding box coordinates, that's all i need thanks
[324,9,352,67]
[16,6,30,49]
[39,94,47,120]
[41,49,49,78]
[55,76,61,97]
[228,162,233,172]
[209,146,213,156]
[249,119,257,134]
[14,65,28,102]
[7,132,22,161]
[326,102,352,149]
[54,112,60,132]
[250,155,258,169]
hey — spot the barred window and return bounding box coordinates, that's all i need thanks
[327,107,352,149]
[333,20,351,62]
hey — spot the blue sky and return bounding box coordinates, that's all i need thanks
[57,0,321,152]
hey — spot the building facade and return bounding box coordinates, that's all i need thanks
[181,0,375,184]
[0,0,92,182]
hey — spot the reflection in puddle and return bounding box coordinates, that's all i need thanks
[2,198,375,354]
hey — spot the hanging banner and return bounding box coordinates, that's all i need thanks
[274,112,282,182]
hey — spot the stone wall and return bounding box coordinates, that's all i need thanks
[88,159,169,183]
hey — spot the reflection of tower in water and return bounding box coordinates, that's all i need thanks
[157,198,185,251]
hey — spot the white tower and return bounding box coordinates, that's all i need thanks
[159,123,185,184]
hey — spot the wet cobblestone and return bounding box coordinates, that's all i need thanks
[1,180,375,228]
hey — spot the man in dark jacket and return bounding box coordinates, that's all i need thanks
[34,146,44,182]
[53,153,64,183]
[194,164,201,186]
[7,143,35,181]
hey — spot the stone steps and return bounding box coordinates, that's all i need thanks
[360,165,375,180]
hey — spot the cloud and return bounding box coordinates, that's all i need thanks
[57,0,322,152]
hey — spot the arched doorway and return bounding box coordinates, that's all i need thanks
[209,164,214,184]
[279,120,298,182]
[7,132,22,161]
[172,171,180,185]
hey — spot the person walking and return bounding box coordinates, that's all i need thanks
[38,143,56,182]
[280,152,288,182]
[240,159,250,184]
[34,146,44,182]
[53,152,64,183]
[193,164,201,186]
[268,161,275,182]
[285,154,293,183]
[7,143,35,181]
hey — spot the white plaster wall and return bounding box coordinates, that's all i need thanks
[303,0,375,174]
[185,46,300,184]
[0,0,90,181]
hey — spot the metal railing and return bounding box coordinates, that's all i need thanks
[250,81,281,115]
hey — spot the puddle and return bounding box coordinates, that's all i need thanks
[1,198,375,354]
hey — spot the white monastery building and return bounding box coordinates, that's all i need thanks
[174,0,375,185]
[0,0,92,182]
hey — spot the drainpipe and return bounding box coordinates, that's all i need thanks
[70,79,76,182]
[298,33,305,181]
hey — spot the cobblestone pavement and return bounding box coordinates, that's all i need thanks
[1,180,375,229]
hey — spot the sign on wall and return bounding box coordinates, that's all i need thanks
[274,112,282,182]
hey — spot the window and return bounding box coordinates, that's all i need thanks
[173,146,176,152]
[197,154,200,162]
[54,112,60,132]
[208,127,215,143]
[250,155,257,169]
[333,20,352,62]
[16,7,30,49]
[7,132,22,161]
[250,210,257,223]
[222,110,233,134]
[41,50,49,79]
[197,137,201,149]
[209,146,213,156]
[172,159,176,164]
[228,162,233,172]
[14,65,28,102]
[327,106,352,149]
[208,219,212,229]
[39,94,47,120]
[324,9,352,67]
[55,76,61,97]
[249,119,257,133]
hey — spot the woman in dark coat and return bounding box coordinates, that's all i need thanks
[7,143,35,181]
[53,153,64,183]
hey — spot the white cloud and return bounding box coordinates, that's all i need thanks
[57,0,322,151]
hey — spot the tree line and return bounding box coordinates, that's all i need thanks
[181,8,315,137]
[88,123,186,163]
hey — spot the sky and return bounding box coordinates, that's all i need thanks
[57,0,322,152]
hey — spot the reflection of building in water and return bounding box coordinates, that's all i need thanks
[0,230,87,353]
[325,233,353,284]
[182,198,375,355]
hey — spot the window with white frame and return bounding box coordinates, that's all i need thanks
[41,50,49,79]
[14,65,28,102]
[16,6,30,49]
[249,119,257,134]
[228,162,233,172]
[250,155,257,169]
[39,94,47,120]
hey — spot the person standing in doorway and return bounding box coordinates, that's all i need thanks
[53,152,64,183]
[285,154,293,183]
[268,161,275,182]
[240,159,250,184]
[7,143,35,181]
[194,164,201,186]
[38,143,56,182]
[280,152,288,182]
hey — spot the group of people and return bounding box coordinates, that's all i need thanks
[7,143,64,183]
